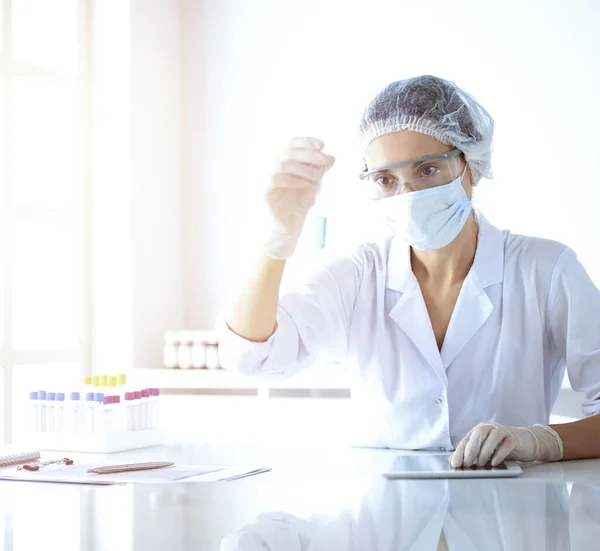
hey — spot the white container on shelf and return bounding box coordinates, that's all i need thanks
[177,331,193,369]
[192,331,207,368]
[205,332,220,370]
[164,331,181,368]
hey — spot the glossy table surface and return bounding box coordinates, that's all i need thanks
[1,441,599,550]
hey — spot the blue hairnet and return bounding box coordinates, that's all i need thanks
[359,75,494,184]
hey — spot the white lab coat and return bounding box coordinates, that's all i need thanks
[218,214,600,450]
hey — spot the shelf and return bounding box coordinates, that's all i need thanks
[129,368,577,395]
[129,366,351,391]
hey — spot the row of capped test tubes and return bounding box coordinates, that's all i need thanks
[29,374,160,434]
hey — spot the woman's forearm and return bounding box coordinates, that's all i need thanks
[225,252,287,343]
[550,415,600,460]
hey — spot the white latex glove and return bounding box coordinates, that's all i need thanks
[263,137,335,259]
[449,422,564,468]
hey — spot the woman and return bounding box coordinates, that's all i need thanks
[218,75,600,468]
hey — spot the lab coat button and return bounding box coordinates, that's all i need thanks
[435,397,443,405]
[439,447,446,452]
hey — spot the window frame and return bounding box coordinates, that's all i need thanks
[0,0,91,444]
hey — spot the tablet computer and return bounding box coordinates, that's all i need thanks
[382,454,522,479]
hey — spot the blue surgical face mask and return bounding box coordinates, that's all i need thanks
[377,167,472,250]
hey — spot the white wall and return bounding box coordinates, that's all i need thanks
[181,0,600,329]
[130,0,184,369]
[91,0,183,373]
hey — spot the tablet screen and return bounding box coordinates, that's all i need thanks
[392,454,508,472]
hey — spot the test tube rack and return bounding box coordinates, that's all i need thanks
[28,428,164,454]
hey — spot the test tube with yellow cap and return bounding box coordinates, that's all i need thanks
[99,375,108,397]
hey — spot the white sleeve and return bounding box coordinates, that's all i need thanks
[217,249,364,380]
[547,248,600,416]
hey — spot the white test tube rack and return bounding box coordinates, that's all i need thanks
[27,387,163,453]
[29,429,163,454]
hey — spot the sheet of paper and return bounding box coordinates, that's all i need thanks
[0,463,269,485]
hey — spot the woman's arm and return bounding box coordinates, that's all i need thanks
[226,252,286,343]
[547,248,600,459]
[550,415,600,461]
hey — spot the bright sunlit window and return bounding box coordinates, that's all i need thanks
[0,0,89,444]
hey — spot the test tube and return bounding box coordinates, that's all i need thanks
[108,375,117,399]
[38,391,47,432]
[69,392,81,433]
[134,391,142,430]
[151,388,160,429]
[46,393,56,432]
[29,392,39,433]
[142,389,151,430]
[82,376,92,396]
[94,393,105,434]
[55,393,65,432]
[85,392,95,433]
[99,375,108,397]
[117,373,127,401]
[124,392,135,431]
[113,396,123,432]
[103,396,113,434]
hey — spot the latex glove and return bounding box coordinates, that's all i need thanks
[263,137,335,259]
[449,422,563,468]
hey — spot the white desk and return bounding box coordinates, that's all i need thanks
[0,442,599,550]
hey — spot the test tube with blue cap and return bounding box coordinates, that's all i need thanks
[38,390,47,432]
[29,392,39,432]
[94,392,105,434]
[46,392,56,432]
[85,392,95,432]
[55,393,65,432]
[69,392,81,433]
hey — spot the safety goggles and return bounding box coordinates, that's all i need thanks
[359,149,464,200]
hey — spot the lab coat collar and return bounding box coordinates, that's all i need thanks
[386,211,505,293]
[387,212,506,379]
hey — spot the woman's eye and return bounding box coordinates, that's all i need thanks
[374,174,396,188]
[420,164,438,177]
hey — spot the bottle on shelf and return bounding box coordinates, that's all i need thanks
[164,331,180,369]
[192,331,207,369]
[205,332,220,370]
[178,331,193,369]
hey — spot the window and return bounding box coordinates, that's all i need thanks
[0,0,90,444]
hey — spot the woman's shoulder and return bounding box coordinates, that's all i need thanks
[502,228,572,275]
